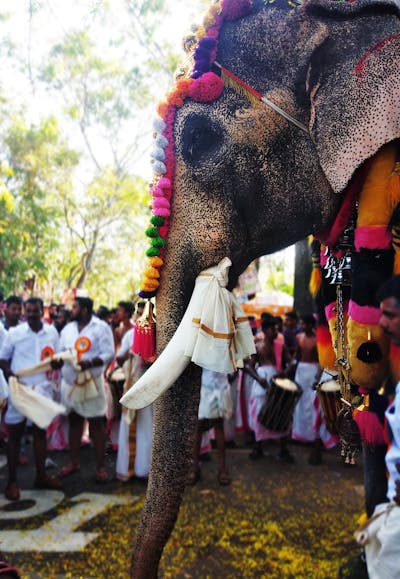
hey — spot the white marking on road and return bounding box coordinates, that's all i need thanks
[0,492,136,552]
[0,490,64,519]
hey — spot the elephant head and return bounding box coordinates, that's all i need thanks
[127,0,400,576]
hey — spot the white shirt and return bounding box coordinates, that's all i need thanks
[0,322,60,387]
[60,316,114,384]
[119,328,134,357]
[385,381,400,502]
[0,323,6,351]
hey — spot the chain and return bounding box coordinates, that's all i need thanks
[323,217,360,464]
[335,281,351,402]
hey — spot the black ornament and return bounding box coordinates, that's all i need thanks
[356,341,383,363]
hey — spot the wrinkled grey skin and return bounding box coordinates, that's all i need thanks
[131,0,400,576]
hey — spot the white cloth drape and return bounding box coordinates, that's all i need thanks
[356,502,400,579]
[121,257,255,410]
[9,377,66,429]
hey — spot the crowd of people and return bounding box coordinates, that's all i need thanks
[0,281,399,578]
[0,292,337,501]
[187,309,338,487]
[0,295,150,501]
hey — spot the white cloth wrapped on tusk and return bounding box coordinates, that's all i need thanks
[120,257,256,410]
[9,377,66,430]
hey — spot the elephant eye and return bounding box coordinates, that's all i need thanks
[181,117,222,166]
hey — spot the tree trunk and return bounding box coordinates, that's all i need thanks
[293,239,313,315]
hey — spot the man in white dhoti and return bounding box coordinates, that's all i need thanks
[0,297,62,501]
[187,368,233,486]
[246,314,294,462]
[57,297,114,483]
[291,314,334,464]
[355,276,400,579]
[115,327,152,481]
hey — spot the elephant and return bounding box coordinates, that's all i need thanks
[124,0,400,576]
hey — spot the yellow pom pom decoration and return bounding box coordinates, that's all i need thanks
[149,257,163,268]
[144,267,161,279]
[142,279,160,292]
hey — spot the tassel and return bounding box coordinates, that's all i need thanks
[316,324,336,370]
[352,387,386,446]
[390,204,400,273]
[309,237,322,297]
[389,342,400,382]
[353,410,386,446]
[132,300,156,362]
[394,251,400,275]
[309,267,322,298]
[220,67,261,108]
[387,161,400,210]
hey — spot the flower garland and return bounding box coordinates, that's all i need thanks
[138,0,253,298]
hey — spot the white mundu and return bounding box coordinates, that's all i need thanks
[60,316,115,417]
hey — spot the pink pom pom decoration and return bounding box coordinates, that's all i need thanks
[221,0,252,21]
[189,72,224,103]
[151,186,165,197]
[207,27,220,39]
[153,197,170,209]
[153,207,171,218]
[158,177,171,189]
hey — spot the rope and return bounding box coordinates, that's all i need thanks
[214,61,309,134]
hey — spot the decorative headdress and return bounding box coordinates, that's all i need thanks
[138,0,254,300]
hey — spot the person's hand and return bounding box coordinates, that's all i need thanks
[79,360,92,371]
[50,359,64,370]
[258,378,268,389]
[394,463,400,505]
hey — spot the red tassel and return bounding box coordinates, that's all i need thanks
[132,301,156,362]
[353,409,386,446]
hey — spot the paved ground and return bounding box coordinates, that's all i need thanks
[0,435,366,578]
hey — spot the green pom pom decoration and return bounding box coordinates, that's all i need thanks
[145,226,159,238]
[151,237,166,248]
[150,215,165,227]
[146,246,161,257]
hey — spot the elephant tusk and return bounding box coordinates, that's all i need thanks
[120,257,256,410]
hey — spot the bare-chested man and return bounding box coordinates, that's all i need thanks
[292,314,338,464]
[245,313,293,462]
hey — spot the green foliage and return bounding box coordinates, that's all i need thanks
[260,253,294,297]
[0,114,78,294]
[0,0,218,304]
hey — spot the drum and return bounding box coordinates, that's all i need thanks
[108,367,126,420]
[258,377,302,432]
[316,380,341,434]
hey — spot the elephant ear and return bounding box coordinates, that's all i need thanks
[304,0,400,193]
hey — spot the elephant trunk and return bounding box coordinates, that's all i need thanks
[131,365,201,578]
[131,261,201,578]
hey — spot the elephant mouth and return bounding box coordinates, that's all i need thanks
[120,257,255,410]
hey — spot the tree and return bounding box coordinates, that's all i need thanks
[293,239,314,315]
[0,114,78,294]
